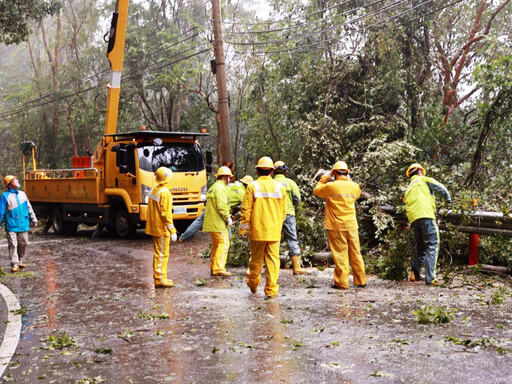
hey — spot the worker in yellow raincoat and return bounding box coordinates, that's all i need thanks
[145,167,178,288]
[239,157,286,298]
[403,163,451,285]
[228,175,254,214]
[313,161,367,289]
[203,166,233,276]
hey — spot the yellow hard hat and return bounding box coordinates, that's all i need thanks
[406,163,426,178]
[332,161,349,173]
[240,175,254,185]
[255,156,274,169]
[274,160,289,172]
[155,167,173,184]
[215,166,234,177]
[4,175,16,187]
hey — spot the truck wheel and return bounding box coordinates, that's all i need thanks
[114,207,137,238]
[52,208,64,234]
[52,208,78,235]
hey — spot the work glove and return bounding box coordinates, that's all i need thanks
[239,229,248,237]
[171,233,178,242]
[227,217,233,227]
[319,171,332,183]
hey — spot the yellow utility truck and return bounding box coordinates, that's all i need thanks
[21,0,211,237]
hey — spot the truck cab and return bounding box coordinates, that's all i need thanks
[23,130,211,238]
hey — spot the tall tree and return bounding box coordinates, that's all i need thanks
[0,0,61,44]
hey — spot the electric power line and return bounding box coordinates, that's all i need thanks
[224,0,409,46]
[220,0,355,26]
[230,0,460,55]
[0,44,210,120]
[223,0,386,35]
[0,27,207,119]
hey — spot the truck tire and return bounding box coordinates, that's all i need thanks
[114,207,137,238]
[52,208,78,236]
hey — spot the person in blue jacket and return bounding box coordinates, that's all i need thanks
[0,175,38,272]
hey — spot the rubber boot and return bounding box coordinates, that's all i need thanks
[291,256,306,275]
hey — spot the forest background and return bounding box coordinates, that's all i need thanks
[0,0,511,278]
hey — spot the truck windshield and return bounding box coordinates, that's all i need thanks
[137,142,205,173]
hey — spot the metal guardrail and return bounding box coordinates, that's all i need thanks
[367,205,512,238]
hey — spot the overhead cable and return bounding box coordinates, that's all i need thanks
[223,0,386,35]
[220,0,355,26]
[224,0,409,46]
[232,0,460,55]
[0,27,206,118]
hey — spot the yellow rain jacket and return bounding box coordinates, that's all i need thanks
[274,174,301,216]
[313,174,361,230]
[203,180,230,233]
[239,176,286,241]
[228,181,246,211]
[403,175,451,223]
[145,184,176,237]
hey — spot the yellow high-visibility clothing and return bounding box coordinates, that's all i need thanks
[210,232,230,274]
[145,184,176,237]
[153,236,172,286]
[240,175,286,297]
[239,176,286,241]
[203,180,230,233]
[313,174,361,230]
[228,181,246,211]
[274,174,301,216]
[246,240,280,296]
[146,184,176,286]
[403,175,451,224]
[314,174,366,288]
[327,230,366,289]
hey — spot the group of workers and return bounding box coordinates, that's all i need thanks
[144,157,451,297]
[0,159,450,295]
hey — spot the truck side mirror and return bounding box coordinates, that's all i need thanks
[205,149,213,174]
[117,148,128,172]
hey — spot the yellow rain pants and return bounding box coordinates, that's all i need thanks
[210,232,230,274]
[246,240,280,296]
[153,235,171,286]
[327,229,366,289]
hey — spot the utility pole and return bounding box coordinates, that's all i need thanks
[211,0,232,165]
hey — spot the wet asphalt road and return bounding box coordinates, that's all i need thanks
[1,229,512,383]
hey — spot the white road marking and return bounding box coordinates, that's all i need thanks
[0,283,21,378]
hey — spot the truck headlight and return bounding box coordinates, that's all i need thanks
[141,184,152,204]
[201,183,207,202]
